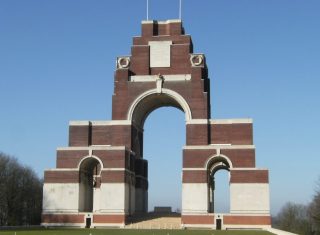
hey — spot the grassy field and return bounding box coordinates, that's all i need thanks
[0,229,275,235]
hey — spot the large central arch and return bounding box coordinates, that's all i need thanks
[128,88,191,214]
[143,106,185,213]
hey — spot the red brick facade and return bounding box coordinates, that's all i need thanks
[44,171,79,183]
[223,215,271,225]
[230,169,269,183]
[182,215,214,225]
[93,214,126,224]
[42,214,84,224]
[42,19,270,229]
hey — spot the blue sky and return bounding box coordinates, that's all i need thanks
[0,0,319,215]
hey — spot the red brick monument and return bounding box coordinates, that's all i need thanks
[42,19,271,230]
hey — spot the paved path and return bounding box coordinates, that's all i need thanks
[266,228,299,235]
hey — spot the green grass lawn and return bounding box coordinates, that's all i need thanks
[0,229,275,235]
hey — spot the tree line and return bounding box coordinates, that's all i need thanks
[0,152,43,226]
[273,178,320,235]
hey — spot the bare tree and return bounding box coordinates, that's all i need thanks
[0,152,43,226]
[274,202,312,235]
[309,177,320,234]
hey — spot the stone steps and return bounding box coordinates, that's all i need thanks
[126,213,181,229]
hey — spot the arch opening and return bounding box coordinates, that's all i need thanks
[78,157,101,212]
[207,156,231,213]
[128,89,191,217]
[129,89,189,216]
[143,107,185,214]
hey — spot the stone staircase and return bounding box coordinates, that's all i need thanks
[126,213,181,229]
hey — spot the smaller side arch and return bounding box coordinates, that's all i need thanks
[78,155,103,213]
[206,154,232,214]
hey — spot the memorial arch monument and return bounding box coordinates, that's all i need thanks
[42,19,271,229]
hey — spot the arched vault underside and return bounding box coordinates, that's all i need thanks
[128,88,192,127]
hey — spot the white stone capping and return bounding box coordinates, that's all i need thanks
[92,211,126,215]
[91,120,132,126]
[186,119,208,125]
[141,20,154,24]
[130,74,191,82]
[231,168,269,171]
[182,168,206,171]
[57,146,127,151]
[102,168,134,174]
[229,210,270,214]
[181,211,210,215]
[210,118,253,124]
[44,168,79,171]
[159,19,182,24]
[142,19,181,24]
[102,168,126,171]
[183,145,255,150]
[69,121,90,126]
[97,209,126,214]
[224,212,270,216]
[69,120,133,126]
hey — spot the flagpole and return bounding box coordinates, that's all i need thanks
[147,0,149,20]
[179,0,182,19]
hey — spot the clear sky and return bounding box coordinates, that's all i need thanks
[1,0,319,215]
